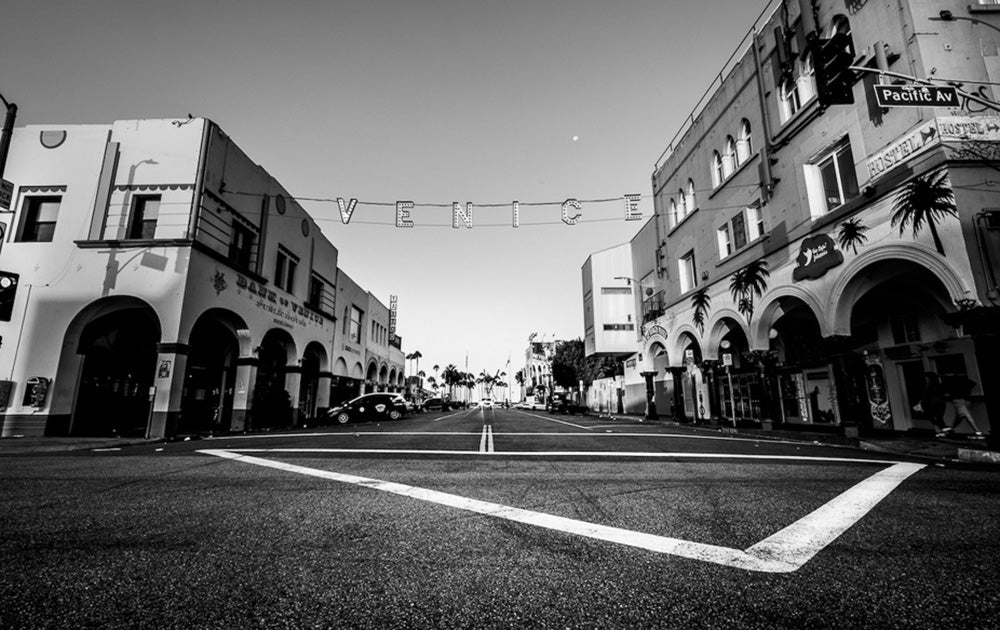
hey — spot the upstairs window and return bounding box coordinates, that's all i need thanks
[127,195,160,240]
[747,204,765,241]
[685,180,696,214]
[732,212,748,250]
[349,306,363,344]
[678,250,697,294]
[274,247,299,294]
[737,120,752,163]
[717,224,733,259]
[805,140,860,217]
[724,136,737,175]
[779,53,817,123]
[228,221,255,270]
[17,196,61,242]
[711,151,723,188]
[669,198,679,228]
[307,275,324,310]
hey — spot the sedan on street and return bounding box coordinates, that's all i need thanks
[328,393,407,424]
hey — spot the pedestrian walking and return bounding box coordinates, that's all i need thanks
[916,372,948,437]
[939,373,986,440]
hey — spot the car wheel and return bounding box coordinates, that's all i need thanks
[336,411,351,424]
[388,409,402,421]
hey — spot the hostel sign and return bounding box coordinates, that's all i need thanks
[872,85,958,108]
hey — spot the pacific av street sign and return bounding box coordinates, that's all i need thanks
[873,84,959,108]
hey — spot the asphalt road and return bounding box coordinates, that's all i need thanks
[2,407,999,629]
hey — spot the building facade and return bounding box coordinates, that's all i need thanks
[0,118,403,438]
[590,0,1000,437]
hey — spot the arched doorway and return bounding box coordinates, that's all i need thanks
[841,259,981,432]
[764,296,828,426]
[365,361,378,393]
[299,341,328,420]
[71,301,161,437]
[709,316,758,423]
[180,309,246,435]
[675,332,706,422]
[252,329,296,429]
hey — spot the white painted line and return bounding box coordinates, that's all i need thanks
[433,409,475,423]
[513,409,592,430]
[198,449,924,573]
[91,448,122,452]
[210,448,903,465]
[479,426,488,453]
[487,425,494,453]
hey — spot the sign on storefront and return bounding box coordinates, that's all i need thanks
[792,234,844,281]
[0,179,12,210]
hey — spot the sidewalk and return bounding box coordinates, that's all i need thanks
[0,435,162,455]
[587,412,1000,468]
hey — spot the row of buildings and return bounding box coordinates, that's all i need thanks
[582,0,1000,439]
[0,118,405,438]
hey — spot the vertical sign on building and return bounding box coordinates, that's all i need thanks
[389,295,398,343]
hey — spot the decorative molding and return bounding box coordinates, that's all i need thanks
[113,183,194,192]
[21,185,67,193]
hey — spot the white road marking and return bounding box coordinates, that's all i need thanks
[433,409,475,423]
[513,409,591,430]
[91,448,122,452]
[487,425,494,452]
[199,448,923,573]
[479,426,488,453]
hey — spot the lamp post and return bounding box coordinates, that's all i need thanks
[930,10,1000,37]
[613,275,658,421]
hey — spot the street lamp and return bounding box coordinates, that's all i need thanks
[930,10,1000,37]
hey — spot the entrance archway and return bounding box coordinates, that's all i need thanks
[70,300,161,436]
[252,329,297,429]
[299,341,328,420]
[762,296,827,425]
[180,309,247,435]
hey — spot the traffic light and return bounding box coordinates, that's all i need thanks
[815,33,856,106]
[0,271,19,321]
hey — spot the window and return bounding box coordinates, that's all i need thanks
[349,306,363,344]
[891,316,921,344]
[669,198,679,228]
[685,180,696,214]
[601,287,632,295]
[274,247,298,293]
[711,151,723,188]
[747,204,765,241]
[737,119,752,163]
[678,250,697,294]
[807,141,860,215]
[724,136,737,175]
[17,196,61,242]
[228,222,255,269]
[307,275,323,310]
[603,323,635,331]
[717,224,732,259]
[127,195,160,240]
[778,54,817,123]
[732,212,748,250]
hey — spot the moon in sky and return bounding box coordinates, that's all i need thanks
[572,135,579,142]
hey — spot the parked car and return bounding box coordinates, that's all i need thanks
[422,397,444,412]
[328,393,407,424]
[546,393,587,415]
[403,399,421,414]
[479,398,494,409]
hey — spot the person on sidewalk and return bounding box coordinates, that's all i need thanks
[939,373,986,440]
[917,372,948,437]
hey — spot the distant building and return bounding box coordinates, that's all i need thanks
[0,118,403,438]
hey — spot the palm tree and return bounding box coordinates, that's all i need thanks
[442,364,460,400]
[410,350,423,377]
[690,288,712,335]
[891,169,959,256]
[729,259,770,322]
[837,217,869,255]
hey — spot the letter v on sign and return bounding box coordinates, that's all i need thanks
[337,197,358,224]
[198,449,924,573]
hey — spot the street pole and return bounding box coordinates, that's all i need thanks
[0,92,17,184]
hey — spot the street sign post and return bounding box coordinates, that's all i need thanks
[872,84,959,108]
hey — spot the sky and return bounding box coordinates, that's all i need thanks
[1,0,775,378]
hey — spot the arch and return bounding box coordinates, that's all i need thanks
[180,309,248,434]
[55,296,162,437]
[333,357,349,377]
[724,136,737,174]
[667,324,702,367]
[705,309,750,359]
[686,179,696,213]
[378,363,389,386]
[182,307,252,358]
[351,362,364,380]
[751,285,827,350]
[252,328,298,429]
[711,151,723,188]
[298,341,328,419]
[366,360,378,381]
[388,368,397,386]
[829,243,972,336]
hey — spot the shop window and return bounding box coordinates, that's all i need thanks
[717,224,732,259]
[678,250,697,294]
[17,196,61,242]
[890,315,921,344]
[126,195,160,240]
[804,139,860,217]
[933,354,968,378]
